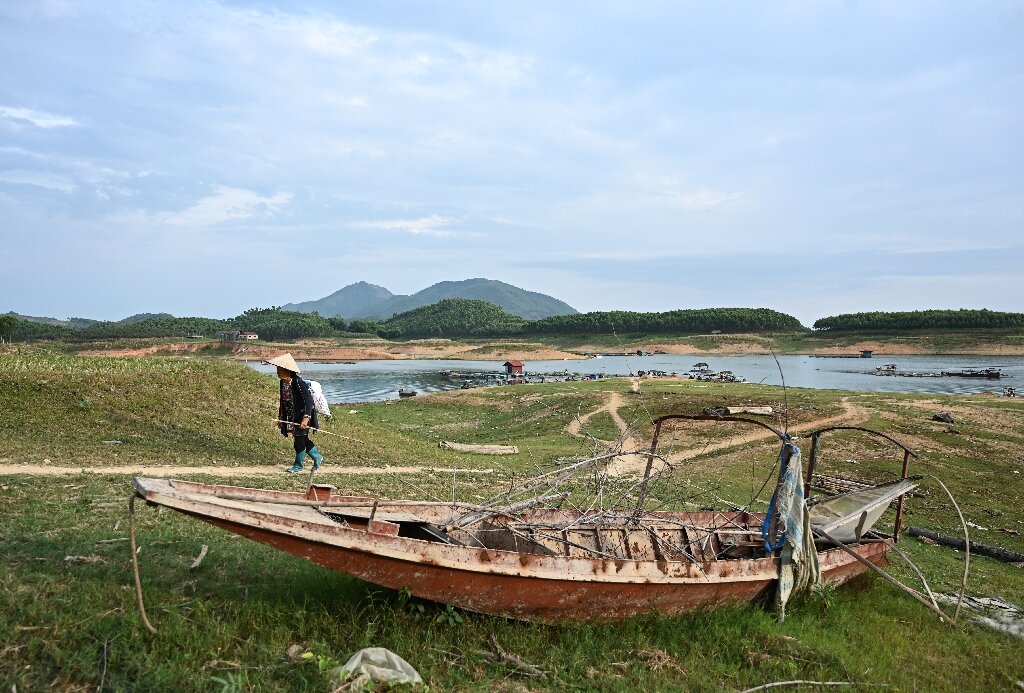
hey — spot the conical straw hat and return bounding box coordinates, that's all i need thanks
[265,352,301,374]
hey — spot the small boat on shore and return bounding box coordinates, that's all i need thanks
[398,388,418,398]
[131,415,920,623]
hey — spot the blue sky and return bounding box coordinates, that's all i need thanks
[1,1,1021,325]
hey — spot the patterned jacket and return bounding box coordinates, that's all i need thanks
[278,376,319,436]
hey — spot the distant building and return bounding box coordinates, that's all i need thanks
[503,360,524,376]
[186,333,203,339]
[219,330,259,341]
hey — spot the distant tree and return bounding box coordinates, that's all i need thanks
[813,309,1024,332]
[0,314,17,343]
[347,319,380,335]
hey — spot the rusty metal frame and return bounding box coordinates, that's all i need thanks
[635,414,788,512]
[806,425,917,541]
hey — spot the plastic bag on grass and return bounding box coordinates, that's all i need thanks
[328,647,422,687]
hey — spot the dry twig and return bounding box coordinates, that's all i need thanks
[189,544,209,570]
[481,636,545,678]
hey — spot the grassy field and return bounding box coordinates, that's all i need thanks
[2,349,1023,691]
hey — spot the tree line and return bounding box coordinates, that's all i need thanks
[5,303,807,342]
[378,302,803,338]
[11,304,1021,343]
[2,308,381,342]
[524,308,804,335]
[813,309,1024,332]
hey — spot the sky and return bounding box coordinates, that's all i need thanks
[1,1,1022,326]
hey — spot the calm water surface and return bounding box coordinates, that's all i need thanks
[248,354,1022,403]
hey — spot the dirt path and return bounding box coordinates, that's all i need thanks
[669,398,871,462]
[565,391,649,476]
[564,393,871,476]
[0,464,492,478]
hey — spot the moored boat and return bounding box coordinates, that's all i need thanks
[941,367,1003,379]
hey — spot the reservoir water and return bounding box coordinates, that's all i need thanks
[248,354,1022,404]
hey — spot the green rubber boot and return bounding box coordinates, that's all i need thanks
[286,450,306,473]
[309,446,324,471]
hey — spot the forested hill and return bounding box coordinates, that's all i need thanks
[281,282,394,318]
[813,309,1024,332]
[283,278,578,320]
[379,299,526,338]
[364,278,578,320]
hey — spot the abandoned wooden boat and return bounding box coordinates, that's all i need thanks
[130,416,919,623]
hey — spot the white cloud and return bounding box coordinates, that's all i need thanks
[0,106,78,128]
[129,186,292,226]
[353,214,456,236]
[294,20,379,58]
[0,169,76,191]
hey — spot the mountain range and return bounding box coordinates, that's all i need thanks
[281,278,578,321]
[4,312,173,328]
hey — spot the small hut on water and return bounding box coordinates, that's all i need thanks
[503,360,525,376]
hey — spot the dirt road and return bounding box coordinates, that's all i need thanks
[564,391,871,475]
[0,464,492,478]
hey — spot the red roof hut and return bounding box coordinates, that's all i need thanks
[503,360,524,376]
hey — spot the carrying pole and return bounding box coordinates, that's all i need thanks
[272,418,364,443]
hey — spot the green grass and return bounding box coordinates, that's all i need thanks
[2,350,1023,690]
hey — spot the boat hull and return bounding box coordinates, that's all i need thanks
[141,478,893,623]
[198,514,888,622]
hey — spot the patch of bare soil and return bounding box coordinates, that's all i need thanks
[887,397,1024,434]
[805,340,1024,356]
[78,341,403,361]
[241,345,397,361]
[0,463,494,477]
[808,342,927,356]
[459,347,584,361]
[426,390,517,411]
[81,339,584,362]
[646,341,771,355]
[78,343,212,358]
[960,344,1024,355]
[385,342,479,358]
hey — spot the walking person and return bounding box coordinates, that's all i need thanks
[266,353,325,473]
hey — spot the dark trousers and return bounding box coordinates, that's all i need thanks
[293,433,316,454]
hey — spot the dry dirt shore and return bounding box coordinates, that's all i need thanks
[74,336,1024,361]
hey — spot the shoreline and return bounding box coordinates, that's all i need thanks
[16,333,1024,361]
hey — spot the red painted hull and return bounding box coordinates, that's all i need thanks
[138,477,892,623]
